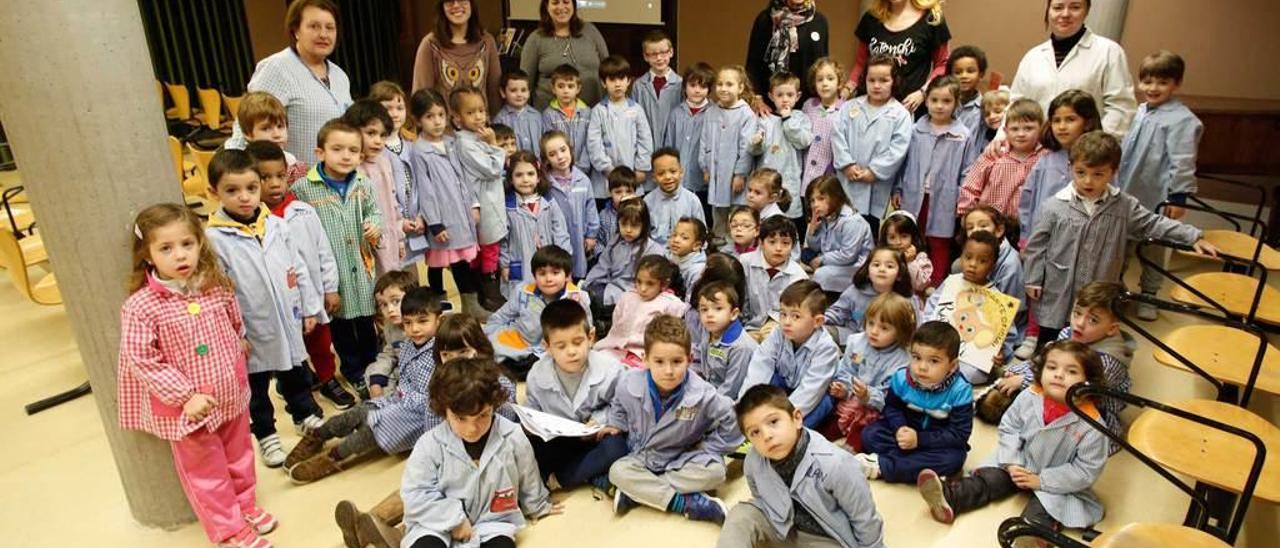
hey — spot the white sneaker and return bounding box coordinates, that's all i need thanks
[854,453,881,479]
[258,434,286,468]
[294,414,324,436]
[1014,336,1038,361]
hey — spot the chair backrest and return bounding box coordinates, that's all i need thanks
[223,93,244,123]
[167,136,184,184]
[196,88,222,130]
[0,229,34,301]
[164,82,192,120]
[988,70,1005,91]
[187,143,217,195]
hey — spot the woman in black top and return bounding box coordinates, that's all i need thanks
[844,0,951,114]
[745,0,830,111]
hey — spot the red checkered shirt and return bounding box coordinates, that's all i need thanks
[957,147,1049,221]
[117,272,251,441]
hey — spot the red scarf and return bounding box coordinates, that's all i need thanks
[269,192,297,218]
[1043,396,1071,425]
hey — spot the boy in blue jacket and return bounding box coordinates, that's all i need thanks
[857,321,973,484]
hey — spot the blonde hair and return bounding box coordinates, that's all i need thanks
[870,0,945,25]
[128,203,234,293]
[865,293,918,344]
[807,57,846,90]
[237,91,287,133]
[980,88,1011,113]
[715,65,756,107]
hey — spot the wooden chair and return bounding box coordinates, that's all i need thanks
[163,82,193,121]
[167,136,196,185]
[997,519,1227,548]
[186,143,216,191]
[196,87,223,131]
[1164,181,1279,271]
[222,92,243,129]
[2,185,35,236]
[1139,234,1280,328]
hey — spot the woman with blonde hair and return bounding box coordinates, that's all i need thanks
[844,0,951,114]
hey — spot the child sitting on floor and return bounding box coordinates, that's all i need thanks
[594,254,689,368]
[828,293,917,453]
[486,246,592,381]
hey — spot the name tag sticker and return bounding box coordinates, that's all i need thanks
[490,487,517,513]
[675,405,699,421]
[707,347,728,361]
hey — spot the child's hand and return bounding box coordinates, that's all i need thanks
[585,237,597,255]
[399,242,406,260]
[501,267,510,282]
[902,90,925,112]
[992,351,1007,369]
[839,83,855,100]
[182,393,216,421]
[895,426,918,450]
[435,229,450,244]
[401,219,419,235]
[325,292,341,314]
[368,384,384,398]
[809,256,823,269]
[1164,205,1186,219]
[996,373,1023,396]
[1192,238,1219,258]
[545,501,567,516]
[1025,285,1042,300]
[890,194,902,210]
[903,244,917,262]
[703,172,711,184]
[303,316,317,335]
[451,518,474,541]
[241,338,253,356]
[777,105,793,118]
[472,207,481,225]
[842,164,859,181]
[1008,465,1041,490]
[635,171,647,182]
[596,425,622,440]
[363,223,381,245]
[828,381,849,399]
[856,167,876,183]
[852,379,870,403]
[751,130,764,146]
[731,175,746,195]
[478,127,497,145]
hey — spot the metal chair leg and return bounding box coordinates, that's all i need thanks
[24,381,91,415]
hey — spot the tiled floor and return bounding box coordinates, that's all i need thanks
[1,199,1277,547]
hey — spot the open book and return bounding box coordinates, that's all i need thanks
[511,404,603,442]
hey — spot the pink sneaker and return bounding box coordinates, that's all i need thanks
[218,526,272,548]
[243,507,278,535]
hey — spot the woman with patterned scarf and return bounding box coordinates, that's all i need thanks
[746,0,830,111]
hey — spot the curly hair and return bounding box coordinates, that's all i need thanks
[428,357,509,417]
[1031,340,1107,394]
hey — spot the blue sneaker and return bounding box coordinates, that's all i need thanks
[682,492,727,524]
[590,474,615,496]
[613,490,638,516]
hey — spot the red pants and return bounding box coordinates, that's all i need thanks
[916,193,956,288]
[170,412,258,543]
[835,398,881,453]
[471,242,500,274]
[304,323,335,382]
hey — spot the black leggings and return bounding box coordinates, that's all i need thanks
[428,260,477,294]
[412,534,514,548]
[248,366,321,439]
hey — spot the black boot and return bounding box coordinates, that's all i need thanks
[479,273,506,311]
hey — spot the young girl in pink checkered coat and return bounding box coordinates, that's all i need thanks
[116,204,277,548]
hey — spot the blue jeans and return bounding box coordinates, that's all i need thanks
[531,432,629,488]
[769,372,835,429]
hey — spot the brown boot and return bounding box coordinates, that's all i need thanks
[356,512,403,548]
[287,451,342,484]
[285,431,326,470]
[334,500,361,548]
[478,273,506,311]
[368,492,404,525]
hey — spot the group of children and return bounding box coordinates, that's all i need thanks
[113,26,1222,548]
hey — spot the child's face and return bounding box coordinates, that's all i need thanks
[926,88,957,122]
[634,268,664,301]
[652,155,684,194]
[1069,304,1120,344]
[812,65,840,102]
[740,403,804,461]
[315,130,363,177]
[610,185,636,208]
[715,70,744,106]
[867,250,901,291]
[376,286,407,325]
[256,159,290,208]
[1050,106,1087,151]
[1005,118,1042,153]
[418,105,449,140]
[439,345,478,364]
[402,312,440,346]
[729,213,759,247]
[964,211,1004,239]
[667,222,701,258]
[618,219,642,243]
[552,77,581,106]
[642,39,673,73]
[960,241,996,285]
[884,225,913,253]
[809,192,833,218]
[359,121,388,161]
[380,96,407,132]
[761,233,793,267]
[147,221,200,281]
[779,303,823,344]
[212,170,263,219]
[745,179,775,211]
[1071,160,1116,200]
[501,78,531,109]
[865,314,900,350]
[510,161,541,197]
[543,324,594,374]
[950,57,982,93]
[645,341,690,393]
[983,102,1008,130]
[1139,75,1179,108]
[247,119,288,148]
[910,343,958,387]
[533,265,568,298]
[698,292,740,336]
[446,405,494,443]
[453,93,489,133]
[496,135,518,157]
[544,136,574,173]
[1039,349,1088,404]
[604,76,631,102]
[769,82,800,112]
[685,81,709,105]
[865,65,894,104]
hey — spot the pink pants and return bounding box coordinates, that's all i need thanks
[170,411,258,543]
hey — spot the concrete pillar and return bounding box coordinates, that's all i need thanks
[1085,0,1129,41]
[0,0,194,529]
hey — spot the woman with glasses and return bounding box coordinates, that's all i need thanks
[411,0,504,112]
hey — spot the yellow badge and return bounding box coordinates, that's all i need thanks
[187,303,202,315]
